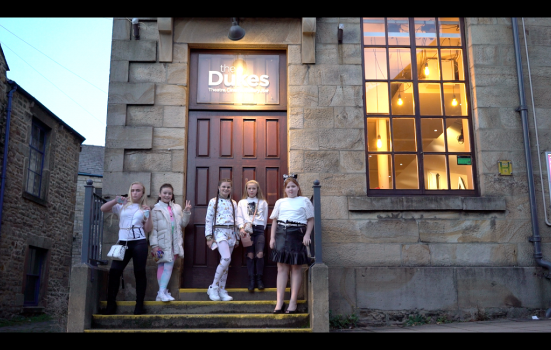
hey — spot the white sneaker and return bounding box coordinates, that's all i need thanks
[157,290,171,302]
[218,288,233,301]
[165,290,175,301]
[207,285,221,301]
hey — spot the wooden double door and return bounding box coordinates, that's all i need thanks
[183,111,288,288]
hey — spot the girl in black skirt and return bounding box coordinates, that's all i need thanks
[269,176,314,314]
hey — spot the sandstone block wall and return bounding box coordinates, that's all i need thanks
[0,89,83,320]
[101,17,551,314]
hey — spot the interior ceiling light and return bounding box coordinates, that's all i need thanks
[424,62,430,77]
[377,134,382,149]
[397,93,403,106]
[228,17,245,41]
[457,127,464,144]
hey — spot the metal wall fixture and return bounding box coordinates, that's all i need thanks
[228,17,245,41]
[132,18,140,40]
[338,23,344,44]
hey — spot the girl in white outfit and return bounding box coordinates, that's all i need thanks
[100,181,152,315]
[150,183,192,302]
[269,176,314,314]
[236,180,269,292]
[205,178,239,301]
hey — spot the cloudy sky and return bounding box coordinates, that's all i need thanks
[0,17,114,146]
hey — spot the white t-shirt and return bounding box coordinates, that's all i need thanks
[269,196,314,225]
[236,197,269,229]
[111,203,147,241]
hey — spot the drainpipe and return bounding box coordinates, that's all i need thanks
[0,80,17,240]
[512,18,551,317]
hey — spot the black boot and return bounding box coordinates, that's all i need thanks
[248,276,256,292]
[102,301,117,315]
[256,275,265,290]
[134,301,145,315]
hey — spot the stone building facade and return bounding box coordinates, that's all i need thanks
[72,145,104,266]
[100,17,551,324]
[0,44,85,321]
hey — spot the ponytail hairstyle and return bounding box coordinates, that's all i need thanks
[283,177,302,198]
[212,178,236,229]
[241,179,265,200]
[157,183,175,205]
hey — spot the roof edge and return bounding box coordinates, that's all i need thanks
[9,80,86,142]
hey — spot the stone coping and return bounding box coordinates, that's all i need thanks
[348,196,506,212]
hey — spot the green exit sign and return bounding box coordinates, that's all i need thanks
[457,156,472,165]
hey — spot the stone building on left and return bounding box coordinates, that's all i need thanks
[0,43,85,322]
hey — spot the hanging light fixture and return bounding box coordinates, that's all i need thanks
[377,134,383,149]
[457,127,464,144]
[424,62,430,77]
[228,17,245,41]
[452,84,458,106]
[397,93,403,106]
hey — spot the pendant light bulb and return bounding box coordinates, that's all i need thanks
[452,95,458,106]
[377,134,382,149]
[424,63,430,77]
[397,93,403,106]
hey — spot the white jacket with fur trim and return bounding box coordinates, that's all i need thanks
[149,201,190,261]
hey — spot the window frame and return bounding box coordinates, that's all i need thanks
[26,121,48,198]
[23,246,48,306]
[361,17,478,196]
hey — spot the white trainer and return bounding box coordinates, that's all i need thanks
[207,285,221,301]
[165,290,175,301]
[157,290,171,302]
[218,288,233,301]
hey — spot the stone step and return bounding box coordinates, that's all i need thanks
[85,328,312,333]
[92,313,309,329]
[179,288,290,301]
[100,300,307,314]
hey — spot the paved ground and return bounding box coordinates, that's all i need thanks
[0,319,61,333]
[333,318,551,333]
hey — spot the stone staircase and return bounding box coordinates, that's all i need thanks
[85,288,311,333]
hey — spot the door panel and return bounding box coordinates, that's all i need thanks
[183,111,287,288]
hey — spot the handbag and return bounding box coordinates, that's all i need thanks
[241,232,253,247]
[107,240,128,261]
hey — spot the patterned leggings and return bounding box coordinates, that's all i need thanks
[212,240,234,289]
[157,259,175,291]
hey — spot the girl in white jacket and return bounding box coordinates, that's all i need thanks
[150,183,192,302]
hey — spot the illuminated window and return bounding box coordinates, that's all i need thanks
[362,17,475,194]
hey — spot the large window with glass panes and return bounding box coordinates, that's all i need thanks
[362,17,475,195]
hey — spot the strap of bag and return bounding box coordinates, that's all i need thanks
[249,202,258,225]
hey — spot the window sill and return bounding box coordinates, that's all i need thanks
[22,191,47,207]
[348,196,506,211]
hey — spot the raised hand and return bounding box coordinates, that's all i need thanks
[184,200,192,212]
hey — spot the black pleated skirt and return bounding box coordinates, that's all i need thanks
[270,224,309,265]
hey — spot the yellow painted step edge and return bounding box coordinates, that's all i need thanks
[85,328,312,333]
[100,300,306,306]
[179,288,289,293]
[93,313,308,319]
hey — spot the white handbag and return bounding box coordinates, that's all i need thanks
[107,241,128,261]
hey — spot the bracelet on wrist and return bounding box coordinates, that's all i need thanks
[206,235,213,241]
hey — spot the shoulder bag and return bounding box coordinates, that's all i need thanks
[107,240,128,261]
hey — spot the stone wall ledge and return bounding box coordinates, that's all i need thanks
[348,196,506,211]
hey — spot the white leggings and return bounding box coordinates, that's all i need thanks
[212,240,234,289]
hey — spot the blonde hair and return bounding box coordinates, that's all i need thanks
[242,180,265,200]
[283,178,302,198]
[123,181,148,209]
